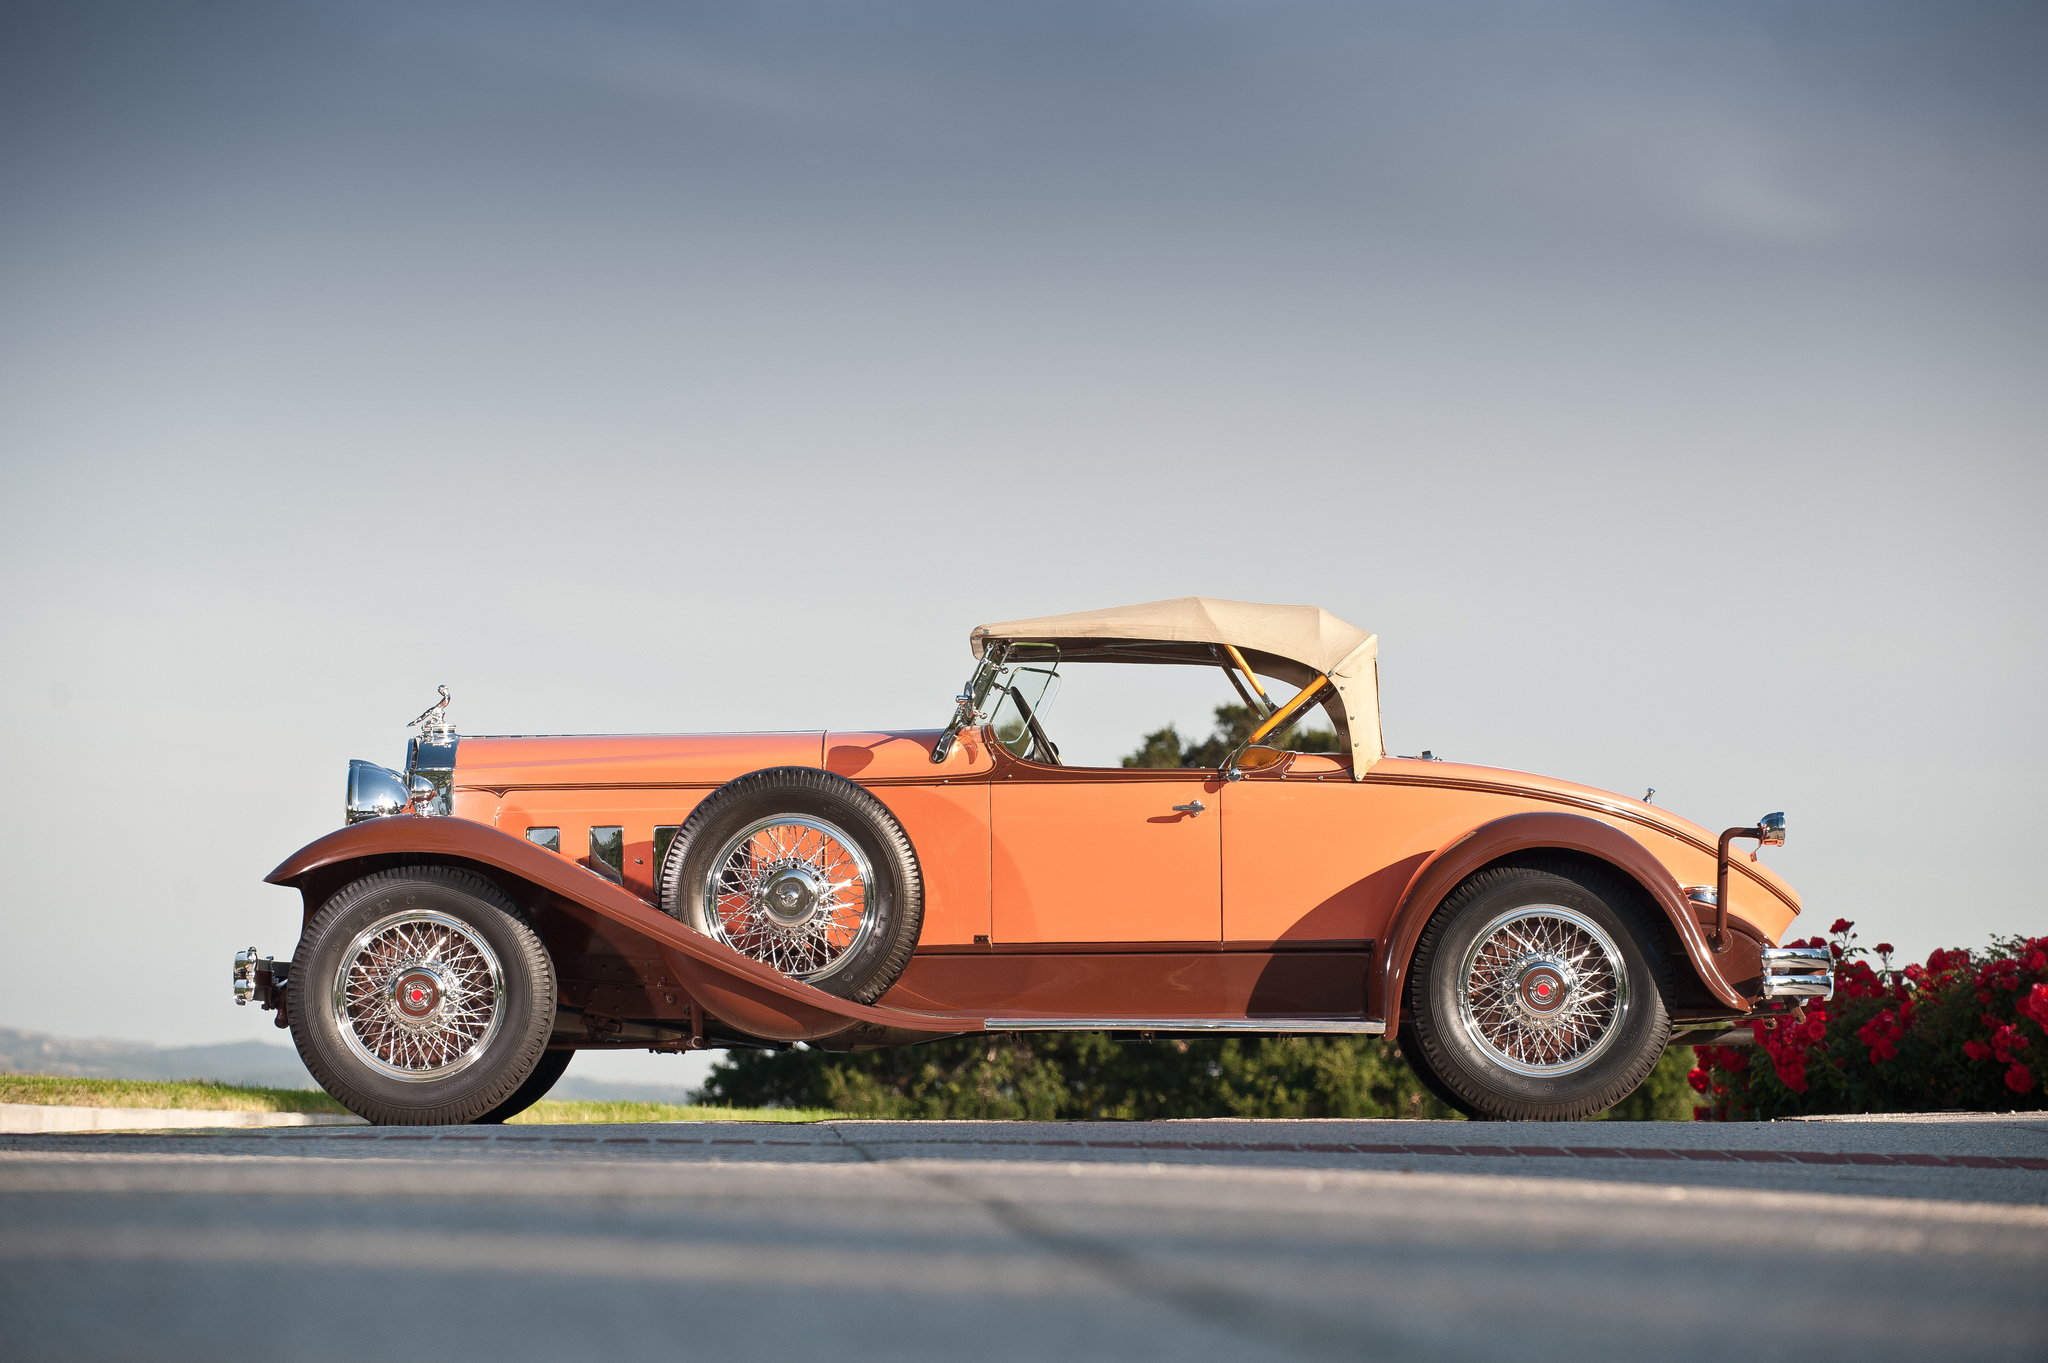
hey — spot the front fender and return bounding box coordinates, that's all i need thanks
[266,817,982,1043]
[1373,810,1749,1037]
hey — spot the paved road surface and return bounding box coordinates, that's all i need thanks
[3,1115,2044,1362]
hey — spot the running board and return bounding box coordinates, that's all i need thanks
[990,1018,1386,1034]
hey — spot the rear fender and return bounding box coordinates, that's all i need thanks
[266,817,981,1044]
[1374,811,1749,1039]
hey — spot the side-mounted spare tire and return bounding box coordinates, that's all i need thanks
[289,866,558,1126]
[659,766,923,1005]
[1402,859,1672,1121]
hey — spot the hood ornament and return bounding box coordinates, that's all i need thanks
[409,685,454,743]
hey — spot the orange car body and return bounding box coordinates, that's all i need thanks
[269,721,1802,1049]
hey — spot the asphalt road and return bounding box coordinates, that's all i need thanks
[3,1114,2044,1363]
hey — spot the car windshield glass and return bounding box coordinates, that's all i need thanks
[988,652,1061,763]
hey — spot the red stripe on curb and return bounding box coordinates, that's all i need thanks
[71,1126,2044,1173]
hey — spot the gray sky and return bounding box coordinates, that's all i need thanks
[2,1,2043,1054]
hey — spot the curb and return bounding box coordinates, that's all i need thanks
[1,1103,367,1134]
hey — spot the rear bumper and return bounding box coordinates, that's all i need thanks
[1760,946,1833,1000]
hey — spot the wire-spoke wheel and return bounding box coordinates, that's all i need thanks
[702,815,878,982]
[333,910,506,1080]
[663,767,922,1004]
[1405,861,1671,1121]
[290,866,556,1126]
[1456,906,1627,1077]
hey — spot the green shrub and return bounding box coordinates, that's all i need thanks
[703,1033,1464,1120]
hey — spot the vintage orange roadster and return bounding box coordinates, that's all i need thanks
[236,597,1830,1124]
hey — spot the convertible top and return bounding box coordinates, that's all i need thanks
[970,596,1383,777]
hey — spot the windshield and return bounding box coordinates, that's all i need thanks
[988,656,1061,763]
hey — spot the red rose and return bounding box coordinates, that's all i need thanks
[1876,943,1894,955]
[1830,918,1854,934]
[2005,1063,2033,1095]
[1964,1039,1993,1062]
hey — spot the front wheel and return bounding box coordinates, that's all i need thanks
[1403,861,1671,1121]
[289,866,557,1126]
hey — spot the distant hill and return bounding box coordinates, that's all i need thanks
[0,1027,706,1104]
[548,1076,701,1105]
[0,1027,318,1089]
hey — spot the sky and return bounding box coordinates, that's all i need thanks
[2,1,2043,1074]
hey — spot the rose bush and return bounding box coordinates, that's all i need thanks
[1690,924,2048,1120]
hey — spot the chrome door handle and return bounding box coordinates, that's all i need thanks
[1171,800,1205,816]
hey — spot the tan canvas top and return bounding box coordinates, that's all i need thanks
[971,596,1383,777]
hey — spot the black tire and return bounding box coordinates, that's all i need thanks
[660,766,922,1005]
[472,1047,574,1125]
[1403,859,1671,1121]
[289,866,557,1126]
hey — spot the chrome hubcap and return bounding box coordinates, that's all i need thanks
[1457,905,1627,1077]
[760,864,831,928]
[1514,959,1573,1020]
[703,815,877,982]
[331,910,505,1082]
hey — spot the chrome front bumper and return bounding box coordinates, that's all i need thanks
[1760,946,1833,1000]
[233,948,291,1025]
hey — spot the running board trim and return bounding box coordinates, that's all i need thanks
[988,1018,1386,1034]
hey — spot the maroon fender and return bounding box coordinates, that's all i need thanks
[1374,811,1748,1038]
[265,817,982,1043]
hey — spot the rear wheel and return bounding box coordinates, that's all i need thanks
[1403,861,1670,1121]
[290,866,556,1126]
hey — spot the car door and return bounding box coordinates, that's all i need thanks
[992,767,1222,945]
[1220,754,1386,947]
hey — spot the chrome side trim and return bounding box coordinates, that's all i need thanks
[1760,946,1834,1000]
[991,1018,1387,1034]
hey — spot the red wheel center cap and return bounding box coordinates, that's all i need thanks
[1519,966,1567,1015]
[395,972,440,1018]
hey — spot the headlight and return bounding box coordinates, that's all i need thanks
[346,760,411,824]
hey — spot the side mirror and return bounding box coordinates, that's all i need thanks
[1757,811,1786,846]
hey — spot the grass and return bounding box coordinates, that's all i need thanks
[0,1075,830,1124]
[508,1100,835,1125]
[0,1074,348,1114]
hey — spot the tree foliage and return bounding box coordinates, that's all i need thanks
[703,1033,1463,1120]
[1123,703,1339,770]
